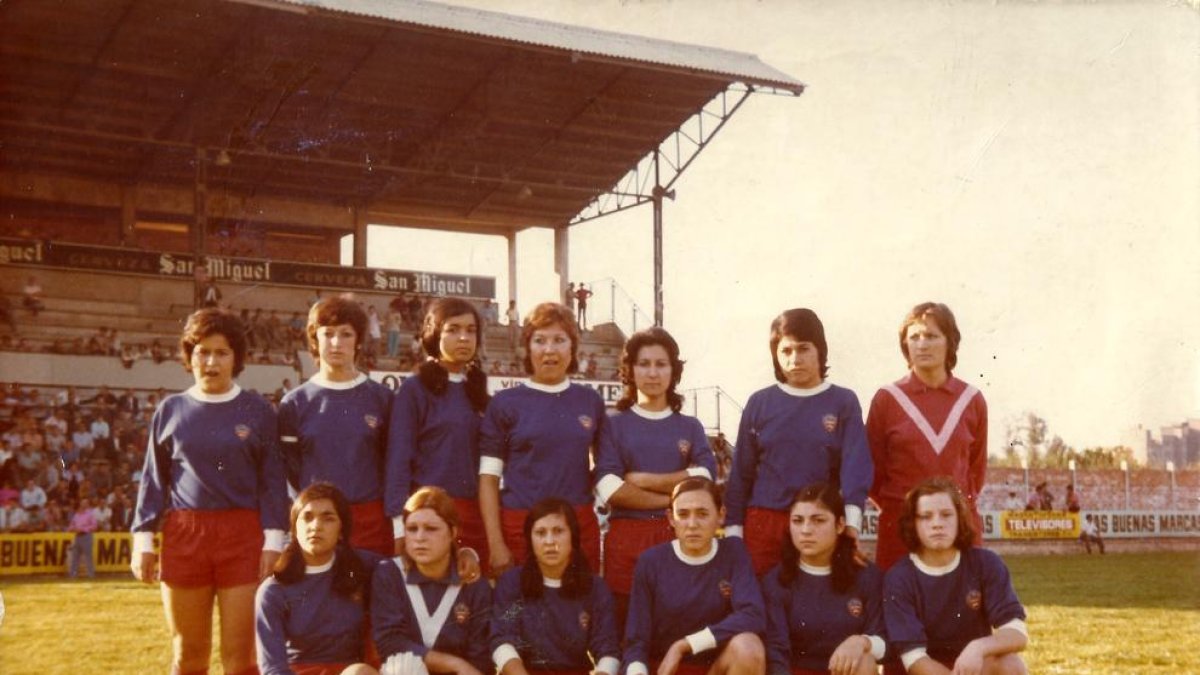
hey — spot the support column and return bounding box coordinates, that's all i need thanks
[193,148,208,310]
[553,225,569,303]
[650,151,672,327]
[506,232,518,309]
[353,207,368,267]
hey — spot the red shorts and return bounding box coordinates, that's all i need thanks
[350,500,393,556]
[454,497,489,565]
[160,509,261,588]
[502,504,601,571]
[743,507,790,576]
[605,517,674,594]
[875,499,983,571]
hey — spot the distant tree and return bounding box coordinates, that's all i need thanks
[1003,411,1049,467]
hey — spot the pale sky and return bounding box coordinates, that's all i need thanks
[350,0,1200,455]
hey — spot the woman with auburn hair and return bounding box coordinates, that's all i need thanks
[492,498,621,675]
[372,486,492,675]
[623,477,765,675]
[762,483,885,675]
[132,308,288,675]
[724,308,872,576]
[867,302,988,571]
[388,297,491,559]
[279,297,395,555]
[883,478,1028,674]
[478,302,605,576]
[595,327,716,623]
[256,482,382,675]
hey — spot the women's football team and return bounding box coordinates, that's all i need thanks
[133,298,1028,675]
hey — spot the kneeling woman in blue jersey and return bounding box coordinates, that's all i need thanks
[492,498,621,675]
[762,483,885,675]
[256,482,382,675]
[883,478,1028,674]
[624,477,765,675]
[372,486,492,675]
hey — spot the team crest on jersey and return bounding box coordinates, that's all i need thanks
[822,414,838,433]
[578,610,591,631]
[364,414,379,429]
[846,598,864,618]
[678,439,692,459]
[234,424,251,440]
[578,415,594,430]
[718,580,733,600]
[453,602,471,625]
[965,590,983,611]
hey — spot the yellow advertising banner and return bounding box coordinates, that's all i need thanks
[999,510,1081,539]
[0,532,157,575]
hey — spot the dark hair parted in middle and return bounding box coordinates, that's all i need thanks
[898,476,977,553]
[306,297,368,360]
[769,308,829,383]
[416,297,490,413]
[777,483,860,594]
[519,497,593,600]
[179,308,248,376]
[272,482,368,598]
[521,302,580,375]
[616,327,686,412]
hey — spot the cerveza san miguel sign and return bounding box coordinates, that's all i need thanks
[0,238,496,299]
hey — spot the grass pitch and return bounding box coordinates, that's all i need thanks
[1,551,1197,674]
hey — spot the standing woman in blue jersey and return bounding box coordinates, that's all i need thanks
[280,297,394,555]
[132,308,288,675]
[624,477,765,675]
[883,478,1028,675]
[492,498,621,675]
[479,302,605,575]
[388,297,491,559]
[595,327,716,623]
[256,482,382,675]
[762,483,885,675]
[372,486,492,675]
[724,308,872,576]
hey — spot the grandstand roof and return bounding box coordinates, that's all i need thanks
[0,0,803,236]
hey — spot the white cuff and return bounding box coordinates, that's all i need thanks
[997,618,1029,638]
[626,662,649,675]
[263,529,285,552]
[492,644,520,670]
[724,525,744,538]
[132,531,155,556]
[392,514,406,537]
[901,647,928,671]
[868,635,886,661]
[595,474,625,505]
[686,467,713,480]
[479,456,505,477]
[596,656,620,675]
[280,435,299,443]
[684,627,717,654]
[844,505,863,533]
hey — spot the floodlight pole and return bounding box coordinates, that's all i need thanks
[651,152,675,328]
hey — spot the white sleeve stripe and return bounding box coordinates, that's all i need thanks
[492,644,520,669]
[684,627,717,654]
[868,635,886,660]
[132,531,155,556]
[686,466,712,480]
[392,515,406,537]
[901,647,928,671]
[596,656,620,675]
[844,504,864,532]
[595,474,625,505]
[723,524,744,538]
[479,456,505,477]
[280,435,299,442]
[997,618,1029,637]
[626,662,649,675]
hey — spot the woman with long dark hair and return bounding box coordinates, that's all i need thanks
[867,302,988,571]
[372,486,492,675]
[883,478,1027,674]
[256,482,382,675]
[492,498,620,675]
[624,477,765,675]
[280,297,395,555]
[595,327,715,622]
[724,308,872,576]
[762,483,885,675]
[478,302,605,576]
[132,308,288,675]
[388,297,491,558]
